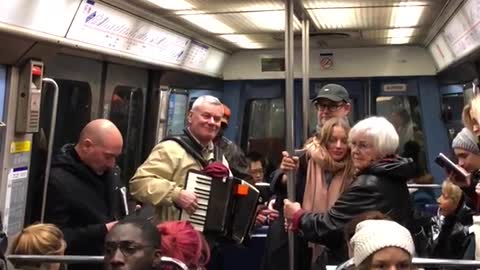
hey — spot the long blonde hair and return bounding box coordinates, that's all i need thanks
[11,223,66,269]
[305,117,354,176]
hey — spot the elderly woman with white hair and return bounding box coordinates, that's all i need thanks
[283,116,416,261]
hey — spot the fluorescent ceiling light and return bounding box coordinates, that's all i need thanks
[219,34,264,49]
[394,1,428,6]
[308,8,356,29]
[244,11,301,31]
[388,37,411,44]
[181,15,235,34]
[391,6,424,27]
[146,0,193,10]
[388,27,415,38]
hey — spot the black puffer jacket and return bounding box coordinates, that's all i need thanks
[44,144,127,270]
[297,157,415,255]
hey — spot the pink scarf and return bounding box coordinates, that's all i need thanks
[302,138,353,262]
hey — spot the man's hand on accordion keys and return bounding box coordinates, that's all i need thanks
[174,190,199,215]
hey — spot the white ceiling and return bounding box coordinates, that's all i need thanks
[133,0,449,50]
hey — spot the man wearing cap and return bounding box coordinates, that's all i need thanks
[312,83,351,128]
[214,104,251,180]
[262,84,352,270]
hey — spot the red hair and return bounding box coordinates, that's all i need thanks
[157,221,210,269]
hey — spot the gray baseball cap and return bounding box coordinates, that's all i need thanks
[312,84,350,103]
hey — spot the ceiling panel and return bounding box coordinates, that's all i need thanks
[140,0,285,13]
[303,0,443,9]
[307,5,441,30]
[132,0,449,50]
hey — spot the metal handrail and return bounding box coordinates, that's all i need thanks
[7,255,188,269]
[335,258,480,269]
[407,184,442,189]
[40,78,59,223]
[7,255,103,264]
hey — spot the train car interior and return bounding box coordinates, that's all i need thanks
[1,0,480,269]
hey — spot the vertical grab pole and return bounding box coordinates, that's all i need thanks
[302,19,310,142]
[40,78,59,222]
[285,1,296,270]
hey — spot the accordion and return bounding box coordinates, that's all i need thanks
[180,170,260,244]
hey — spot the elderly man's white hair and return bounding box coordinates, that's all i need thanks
[349,116,399,157]
[191,95,222,111]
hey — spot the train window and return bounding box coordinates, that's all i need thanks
[166,93,188,136]
[0,66,6,121]
[110,86,144,185]
[246,99,285,167]
[376,96,427,175]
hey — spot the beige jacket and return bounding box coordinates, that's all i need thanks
[130,140,215,222]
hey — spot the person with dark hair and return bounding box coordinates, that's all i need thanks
[104,217,162,270]
[246,151,266,184]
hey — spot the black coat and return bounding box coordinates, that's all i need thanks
[422,198,473,259]
[262,155,309,270]
[44,144,127,270]
[297,157,415,263]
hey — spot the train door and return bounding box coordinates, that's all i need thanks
[25,55,101,224]
[103,63,147,186]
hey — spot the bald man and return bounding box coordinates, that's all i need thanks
[44,119,127,270]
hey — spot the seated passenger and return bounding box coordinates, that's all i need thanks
[343,211,390,258]
[283,117,415,263]
[157,221,210,270]
[104,218,161,270]
[246,152,266,184]
[422,180,473,259]
[10,223,66,270]
[351,220,415,270]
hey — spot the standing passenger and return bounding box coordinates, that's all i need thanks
[44,119,126,270]
[214,104,250,181]
[283,117,415,264]
[130,95,229,223]
[263,84,352,270]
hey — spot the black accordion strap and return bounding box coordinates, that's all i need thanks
[162,128,224,168]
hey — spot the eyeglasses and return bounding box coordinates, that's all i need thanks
[349,141,372,151]
[314,102,345,112]
[104,241,154,257]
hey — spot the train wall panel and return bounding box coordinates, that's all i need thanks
[223,46,437,80]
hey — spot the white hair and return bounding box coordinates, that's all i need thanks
[191,95,222,111]
[349,116,399,157]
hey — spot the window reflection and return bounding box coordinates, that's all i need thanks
[376,96,426,175]
[166,93,188,136]
[246,99,285,168]
[110,86,144,185]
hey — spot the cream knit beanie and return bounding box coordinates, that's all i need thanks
[351,219,415,266]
